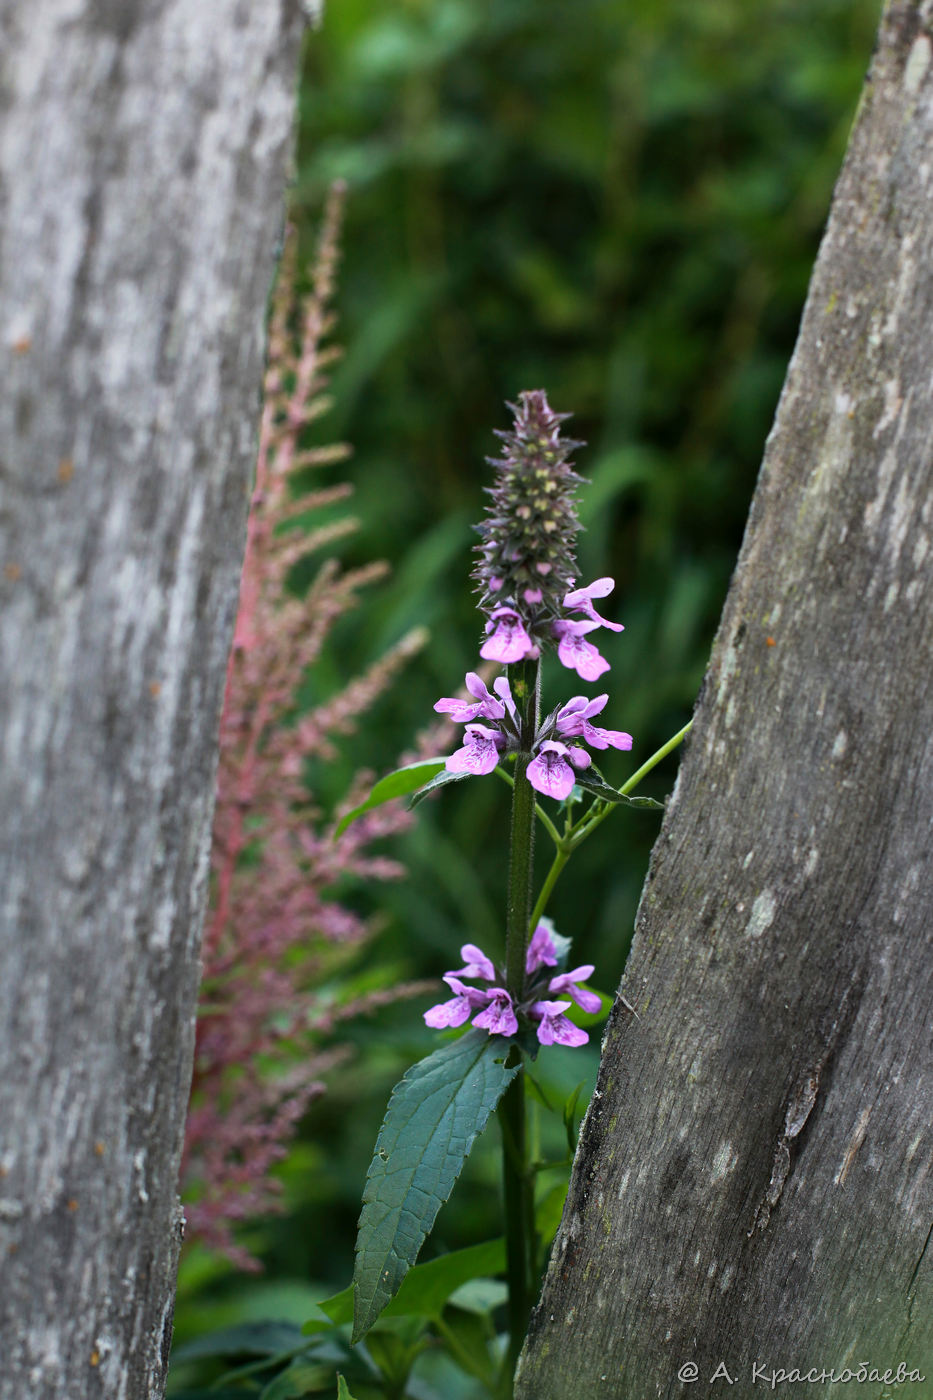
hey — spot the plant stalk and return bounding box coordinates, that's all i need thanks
[499,659,540,1393]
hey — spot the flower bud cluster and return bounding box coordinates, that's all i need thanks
[473,389,583,650]
[423,923,599,1046]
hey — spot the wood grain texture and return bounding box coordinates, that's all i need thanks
[0,2,306,1395]
[517,2,933,1395]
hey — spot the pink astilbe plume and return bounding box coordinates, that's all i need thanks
[182,185,429,1270]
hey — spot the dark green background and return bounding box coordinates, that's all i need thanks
[171,0,879,1371]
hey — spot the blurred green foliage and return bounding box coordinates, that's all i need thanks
[170,0,878,1382]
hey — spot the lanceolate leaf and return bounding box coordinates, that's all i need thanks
[574,767,665,809]
[352,1030,520,1343]
[334,760,446,836]
[317,1238,505,1327]
[407,767,471,807]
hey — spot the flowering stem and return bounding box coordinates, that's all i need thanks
[493,766,562,848]
[497,1060,534,1393]
[499,658,540,1391]
[504,660,539,994]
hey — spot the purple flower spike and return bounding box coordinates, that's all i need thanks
[526,920,559,974]
[480,608,538,664]
[473,988,519,1036]
[446,724,504,776]
[527,740,590,801]
[434,672,506,723]
[563,577,625,632]
[530,1000,589,1047]
[453,943,496,981]
[547,965,602,1014]
[552,619,610,681]
[424,975,490,1029]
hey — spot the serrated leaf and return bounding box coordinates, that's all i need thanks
[572,769,628,803]
[334,760,446,836]
[313,1238,505,1330]
[574,768,664,809]
[352,1030,519,1342]
[407,766,470,807]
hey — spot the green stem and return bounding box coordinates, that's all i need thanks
[497,659,540,1395]
[493,765,562,848]
[528,845,570,934]
[528,718,693,928]
[505,751,537,992]
[618,718,693,798]
[497,1063,532,1394]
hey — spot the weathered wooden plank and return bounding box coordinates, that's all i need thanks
[517,3,933,1394]
[0,3,307,1395]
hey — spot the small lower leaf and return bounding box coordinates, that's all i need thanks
[352,1030,519,1342]
[336,1377,359,1400]
[334,760,447,836]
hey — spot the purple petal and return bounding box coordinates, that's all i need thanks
[434,696,483,722]
[424,996,473,1029]
[446,724,503,776]
[472,989,518,1037]
[548,969,602,1014]
[480,609,536,664]
[563,577,624,632]
[454,944,496,981]
[493,676,518,723]
[593,725,633,751]
[526,921,559,973]
[529,999,589,1047]
[555,629,610,681]
[527,749,575,801]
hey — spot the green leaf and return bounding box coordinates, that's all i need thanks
[407,766,470,807]
[536,1180,569,1245]
[171,1321,308,1364]
[574,768,664,809]
[258,1360,332,1399]
[336,1377,359,1400]
[446,1277,508,1315]
[334,760,446,836]
[313,1238,505,1331]
[351,1030,520,1342]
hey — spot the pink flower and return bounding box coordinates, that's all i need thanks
[452,943,496,981]
[527,740,591,801]
[473,988,519,1036]
[563,577,624,632]
[446,724,505,776]
[525,920,558,974]
[529,1000,589,1047]
[556,694,632,752]
[424,975,491,1029]
[480,608,539,664]
[552,619,610,681]
[434,672,506,723]
[547,965,602,1013]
